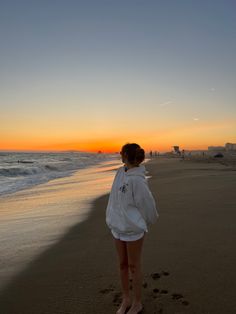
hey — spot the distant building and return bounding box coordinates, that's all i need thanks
[208,146,225,151]
[225,143,236,151]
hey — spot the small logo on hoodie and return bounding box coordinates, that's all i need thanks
[119,183,129,193]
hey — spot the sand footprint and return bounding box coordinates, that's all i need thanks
[153,288,159,293]
[172,293,190,306]
[99,284,124,307]
[182,300,189,306]
[112,292,122,306]
[99,283,115,294]
[151,270,170,280]
[99,287,114,294]
[147,271,190,310]
[142,282,148,288]
[151,272,161,280]
[171,293,183,300]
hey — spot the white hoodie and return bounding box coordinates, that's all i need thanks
[106,164,158,236]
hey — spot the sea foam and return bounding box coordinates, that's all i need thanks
[0,151,117,196]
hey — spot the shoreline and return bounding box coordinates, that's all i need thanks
[0,156,118,198]
[0,157,236,313]
[0,159,120,292]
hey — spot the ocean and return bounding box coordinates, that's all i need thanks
[0,151,117,196]
[0,153,122,290]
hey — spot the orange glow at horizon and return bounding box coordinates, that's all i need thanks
[0,135,234,154]
[1,118,235,152]
[0,141,230,153]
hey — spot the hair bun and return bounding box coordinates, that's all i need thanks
[121,143,145,165]
[135,147,145,163]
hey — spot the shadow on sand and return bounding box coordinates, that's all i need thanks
[0,194,118,314]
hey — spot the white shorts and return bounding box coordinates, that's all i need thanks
[111,229,145,242]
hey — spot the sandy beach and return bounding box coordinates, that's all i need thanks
[0,157,236,314]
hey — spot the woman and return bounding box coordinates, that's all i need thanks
[106,143,158,314]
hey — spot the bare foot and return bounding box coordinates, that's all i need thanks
[116,298,131,314]
[126,302,143,314]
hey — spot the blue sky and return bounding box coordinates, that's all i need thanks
[0,0,235,151]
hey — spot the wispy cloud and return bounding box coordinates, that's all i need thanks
[209,87,216,92]
[193,118,199,121]
[159,100,172,107]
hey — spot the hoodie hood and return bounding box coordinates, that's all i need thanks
[125,164,146,178]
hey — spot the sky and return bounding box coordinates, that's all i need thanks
[0,0,236,152]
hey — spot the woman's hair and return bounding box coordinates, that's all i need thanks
[121,143,145,165]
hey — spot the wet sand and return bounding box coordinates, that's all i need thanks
[0,157,236,313]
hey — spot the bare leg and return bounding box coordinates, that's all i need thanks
[126,236,144,314]
[114,239,131,314]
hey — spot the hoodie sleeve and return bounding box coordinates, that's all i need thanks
[131,176,159,225]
